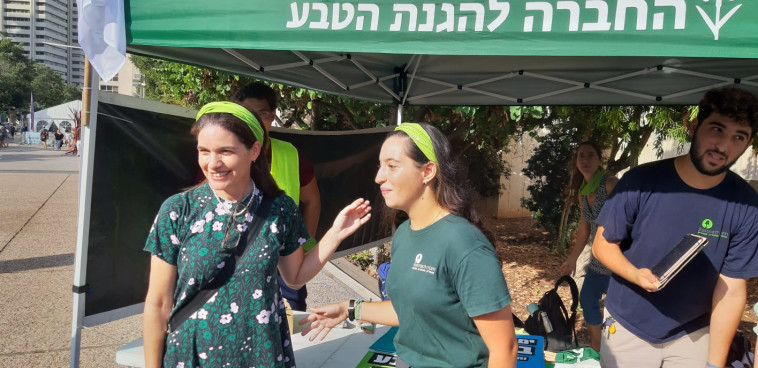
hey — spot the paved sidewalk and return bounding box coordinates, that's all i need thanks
[0,143,378,367]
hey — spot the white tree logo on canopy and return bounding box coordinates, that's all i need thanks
[697,0,742,40]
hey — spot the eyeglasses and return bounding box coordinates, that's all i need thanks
[220,197,254,250]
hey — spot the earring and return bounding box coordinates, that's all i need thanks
[423,180,427,185]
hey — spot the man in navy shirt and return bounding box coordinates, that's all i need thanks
[593,87,758,368]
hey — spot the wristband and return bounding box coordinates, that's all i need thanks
[355,299,364,321]
[348,299,356,321]
[706,362,723,368]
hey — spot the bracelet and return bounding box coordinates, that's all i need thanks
[706,362,723,368]
[354,299,364,321]
[348,300,356,321]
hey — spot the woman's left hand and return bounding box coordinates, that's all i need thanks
[331,198,371,240]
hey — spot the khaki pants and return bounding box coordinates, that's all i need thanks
[600,309,709,368]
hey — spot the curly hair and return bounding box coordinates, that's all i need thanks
[697,87,758,136]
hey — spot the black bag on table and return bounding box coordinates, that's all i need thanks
[524,275,579,352]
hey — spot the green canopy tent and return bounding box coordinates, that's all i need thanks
[70,0,758,366]
[125,0,758,105]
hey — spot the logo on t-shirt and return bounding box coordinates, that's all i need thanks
[702,218,713,229]
[698,217,729,239]
[411,253,437,275]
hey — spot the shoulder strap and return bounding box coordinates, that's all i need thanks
[554,275,579,346]
[167,195,274,333]
[554,275,579,313]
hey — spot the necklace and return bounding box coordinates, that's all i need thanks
[212,181,256,216]
[214,181,257,250]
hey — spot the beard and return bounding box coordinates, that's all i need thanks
[689,134,737,177]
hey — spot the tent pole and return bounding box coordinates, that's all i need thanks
[396,104,403,125]
[69,56,100,368]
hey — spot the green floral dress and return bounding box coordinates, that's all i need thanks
[145,183,315,368]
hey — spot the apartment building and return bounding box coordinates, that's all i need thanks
[0,0,85,85]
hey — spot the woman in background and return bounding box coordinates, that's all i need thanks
[559,141,618,352]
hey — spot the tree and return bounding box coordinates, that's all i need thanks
[0,39,34,114]
[520,105,689,250]
[31,63,81,109]
[130,56,529,197]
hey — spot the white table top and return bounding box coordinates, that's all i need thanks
[116,319,387,368]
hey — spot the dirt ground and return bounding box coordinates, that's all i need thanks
[491,217,758,347]
[353,217,758,347]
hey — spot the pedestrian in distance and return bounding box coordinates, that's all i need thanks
[592,87,758,368]
[142,101,371,368]
[301,123,518,368]
[40,128,49,149]
[54,129,64,150]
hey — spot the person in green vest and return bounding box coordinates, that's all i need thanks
[234,82,321,311]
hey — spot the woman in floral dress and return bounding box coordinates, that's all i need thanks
[142,102,371,368]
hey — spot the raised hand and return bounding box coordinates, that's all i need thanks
[331,198,371,240]
[299,301,349,341]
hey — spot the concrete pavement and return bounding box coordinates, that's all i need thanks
[0,142,379,367]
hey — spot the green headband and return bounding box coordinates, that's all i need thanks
[395,123,438,165]
[196,102,264,143]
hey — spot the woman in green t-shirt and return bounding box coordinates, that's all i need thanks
[302,123,518,368]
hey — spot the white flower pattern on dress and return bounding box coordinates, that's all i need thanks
[237,223,248,232]
[169,211,179,221]
[298,237,307,246]
[204,211,214,222]
[170,234,180,245]
[212,221,223,231]
[215,202,231,216]
[245,212,254,222]
[198,352,207,360]
[220,314,232,324]
[197,309,208,320]
[188,278,195,286]
[252,289,262,299]
[217,261,225,269]
[230,302,239,314]
[176,362,185,368]
[270,223,278,234]
[256,309,271,324]
[190,220,206,233]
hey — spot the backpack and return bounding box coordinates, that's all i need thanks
[727,331,754,368]
[524,275,579,352]
[377,262,391,301]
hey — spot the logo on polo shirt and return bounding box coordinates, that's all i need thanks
[411,253,436,275]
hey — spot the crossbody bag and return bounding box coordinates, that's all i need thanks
[167,195,273,333]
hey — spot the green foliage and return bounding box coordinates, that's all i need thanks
[31,63,81,109]
[1,39,81,117]
[348,250,374,270]
[520,105,690,249]
[129,56,527,198]
[0,39,34,111]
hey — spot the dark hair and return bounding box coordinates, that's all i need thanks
[233,82,277,110]
[569,141,603,194]
[388,123,497,249]
[697,87,758,137]
[190,112,282,198]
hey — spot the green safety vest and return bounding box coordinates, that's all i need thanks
[270,138,300,204]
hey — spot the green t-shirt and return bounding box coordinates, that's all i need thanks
[386,215,511,368]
